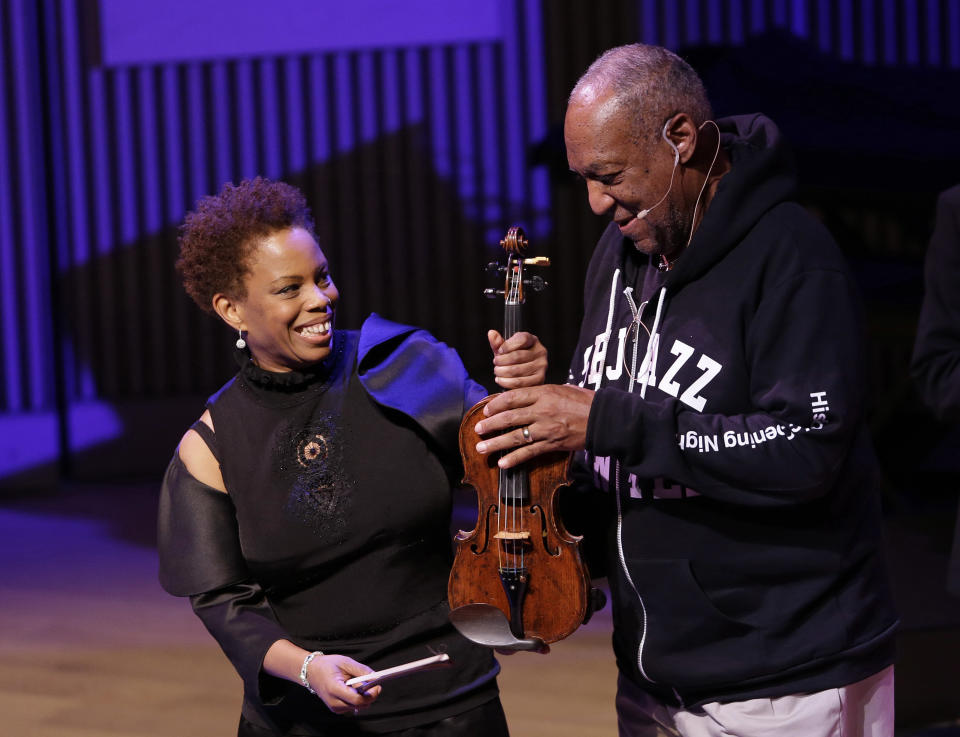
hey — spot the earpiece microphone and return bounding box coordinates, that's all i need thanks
[635,119,681,221]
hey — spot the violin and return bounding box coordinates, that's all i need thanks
[447,226,600,651]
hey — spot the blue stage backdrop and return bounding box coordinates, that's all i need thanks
[0,0,958,484]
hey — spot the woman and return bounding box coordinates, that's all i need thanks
[158,177,546,736]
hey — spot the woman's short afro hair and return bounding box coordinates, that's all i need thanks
[176,177,316,313]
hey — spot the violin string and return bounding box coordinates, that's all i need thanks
[506,255,521,574]
[510,258,524,575]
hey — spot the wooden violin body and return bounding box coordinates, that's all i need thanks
[448,397,591,646]
[446,225,596,649]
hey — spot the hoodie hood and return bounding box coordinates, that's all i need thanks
[665,114,797,290]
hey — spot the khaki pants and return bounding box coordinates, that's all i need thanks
[616,666,894,737]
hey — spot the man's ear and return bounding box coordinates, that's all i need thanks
[212,293,244,331]
[665,113,698,166]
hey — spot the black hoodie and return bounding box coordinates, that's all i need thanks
[569,114,897,706]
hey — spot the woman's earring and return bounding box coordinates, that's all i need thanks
[236,329,246,350]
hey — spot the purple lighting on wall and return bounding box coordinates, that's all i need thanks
[99,0,503,65]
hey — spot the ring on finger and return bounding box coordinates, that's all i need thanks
[521,425,532,443]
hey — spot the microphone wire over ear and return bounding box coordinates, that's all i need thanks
[635,118,681,221]
[684,119,722,249]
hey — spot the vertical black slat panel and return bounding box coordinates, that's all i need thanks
[950,0,960,67]
[307,54,335,252]
[250,58,266,178]
[435,46,463,345]
[0,0,15,410]
[882,0,899,64]
[704,0,722,42]
[541,0,581,375]
[161,64,194,392]
[917,0,940,66]
[506,3,543,365]
[233,58,259,182]
[499,10,529,232]
[1,0,18,409]
[356,50,385,320]
[512,0,534,224]
[210,60,234,189]
[281,55,307,192]
[490,44,510,244]
[661,0,681,47]
[7,0,52,410]
[402,48,432,326]
[377,48,411,325]
[444,39,466,339]
[58,0,95,403]
[471,42,502,375]
[86,67,120,396]
[542,0,569,124]
[919,0,935,66]
[38,0,71,461]
[113,66,145,394]
[416,45,444,337]
[258,57,282,180]
[686,0,706,45]
[68,17,97,399]
[412,47,440,329]
[734,0,752,44]
[201,59,236,389]
[638,0,659,43]
[151,65,174,392]
[450,42,472,348]
[187,60,231,389]
[895,0,909,65]
[852,0,865,62]
[180,61,208,388]
[454,44,486,372]
[859,0,878,64]
[461,44,492,324]
[136,65,169,393]
[330,51,362,329]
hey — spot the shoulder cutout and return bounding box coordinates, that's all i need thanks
[178,412,227,493]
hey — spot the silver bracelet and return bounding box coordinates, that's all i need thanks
[299,650,324,695]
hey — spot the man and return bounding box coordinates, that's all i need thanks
[474,44,898,736]
[912,184,960,422]
[911,183,960,597]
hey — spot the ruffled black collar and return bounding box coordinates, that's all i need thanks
[234,333,346,392]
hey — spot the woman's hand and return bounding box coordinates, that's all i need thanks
[263,641,381,716]
[489,330,548,388]
[305,653,382,715]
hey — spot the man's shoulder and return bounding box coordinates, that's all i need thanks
[749,201,846,269]
[937,183,960,211]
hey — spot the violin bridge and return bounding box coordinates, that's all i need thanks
[494,530,531,540]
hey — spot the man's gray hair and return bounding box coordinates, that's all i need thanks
[570,44,713,144]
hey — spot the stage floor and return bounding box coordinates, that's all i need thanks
[2,480,959,736]
[0,482,617,737]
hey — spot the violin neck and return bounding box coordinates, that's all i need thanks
[503,302,524,340]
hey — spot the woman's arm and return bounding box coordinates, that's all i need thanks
[262,640,380,714]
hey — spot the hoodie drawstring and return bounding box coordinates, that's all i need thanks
[639,286,667,399]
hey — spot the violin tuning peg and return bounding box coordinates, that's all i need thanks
[483,288,504,299]
[485,262,504,273]
[523,257,550,267]
[523,276,547,292]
